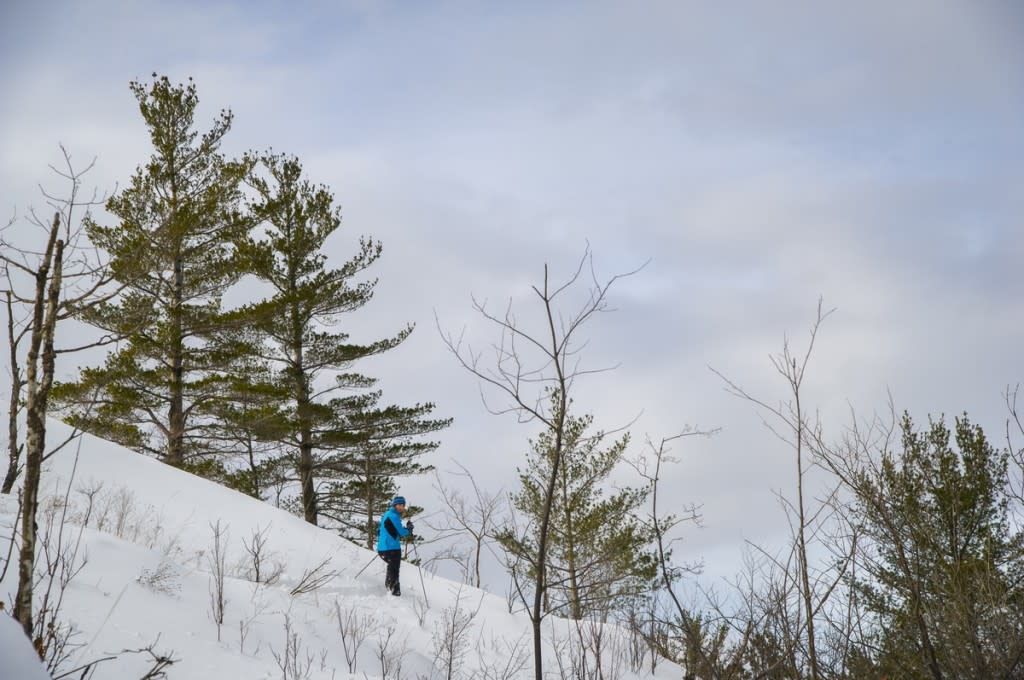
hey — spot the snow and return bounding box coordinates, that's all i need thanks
[0,613,51,680]
[1,421,681,678]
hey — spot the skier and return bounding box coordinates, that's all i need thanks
[377,495,414,596]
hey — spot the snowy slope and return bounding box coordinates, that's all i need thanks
[0,614,51,680]
[1,421,680,679]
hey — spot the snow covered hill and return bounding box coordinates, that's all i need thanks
[1,422,680,679]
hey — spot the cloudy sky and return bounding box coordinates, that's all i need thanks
[2,1,1023,588]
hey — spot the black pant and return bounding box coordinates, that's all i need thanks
[379,550,401,594]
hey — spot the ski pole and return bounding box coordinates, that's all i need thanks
[354,553,380,579]
[411,540,429,608]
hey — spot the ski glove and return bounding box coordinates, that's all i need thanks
[406,521,414,531]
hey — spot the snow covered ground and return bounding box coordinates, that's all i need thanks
[1,422,680,679]
[0,613,51,680]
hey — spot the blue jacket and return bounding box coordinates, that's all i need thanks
[377,507,411,552]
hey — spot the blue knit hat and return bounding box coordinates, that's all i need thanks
[391,496,406,507]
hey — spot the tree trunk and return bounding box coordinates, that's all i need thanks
[166,253,185,466]
[561,474,582,620]
[911,581,944,680]
[14,392,45,636]
[284,255,317,526]
[531,384,567,679]
[298,411,316,525]
[2,292,23,494]
[529,271,571,680]
[13,214,63,635]
[795,382,820,680]
[474,535,482,589]
[365,456,375,549]
[293,336,316,526]
[532,430,563,677]
[245,431,259,498]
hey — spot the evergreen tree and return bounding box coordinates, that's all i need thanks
[236,152,449,526]
[498,390,654,620]
[323,473,399,548]
[191,351,291,499]
[52,75,250,465]
[319,435,435,549]
[851,413,1024,679]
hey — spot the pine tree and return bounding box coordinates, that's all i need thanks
[852,413,1024,679]
[236,152,449,526]
[498,390,654,620]
[319,423,437,547]
[191,350,291,499]
[52,75,250,465]
[323,474,399,548]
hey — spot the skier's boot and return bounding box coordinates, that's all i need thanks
[391,582,401,597]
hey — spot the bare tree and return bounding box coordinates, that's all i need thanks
[240,522,283,585]
[3,288,26,494]
[207,520,229,641]
[289,554,339,596]
[430,584,481,679]
[568,616,630,680]
[2,151,118,494]
[473,630,530,680]
[710,300,855,680]
[271,614,315,680]
[2,149,119,636]
[8,206,64,635]
[237,585,269,656]
[373,624,409,680]
[334,600,375,673]
[631,432,744,679]
[131,641,178,680]
[31,453,93,675]
[425,463,504,588]
[1005,384,1024,507]
[53,637,178,680]
[610,303,866,680]
[440,247,641,679]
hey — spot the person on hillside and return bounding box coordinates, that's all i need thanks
[377,495,414,596]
